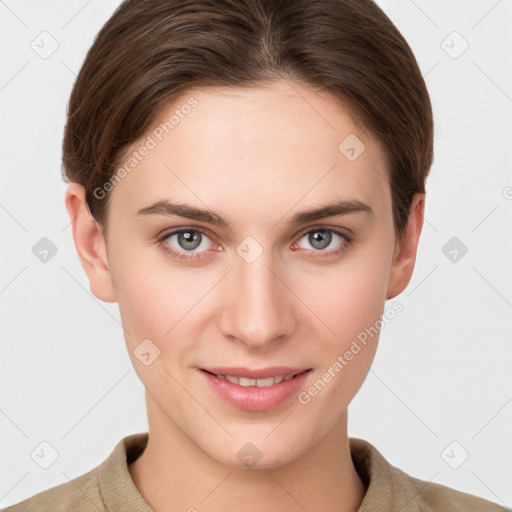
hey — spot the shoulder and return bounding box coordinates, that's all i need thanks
[1,433,149,512]
[391,465,509,511]
[0,467,104,512]
[349,437,510,511]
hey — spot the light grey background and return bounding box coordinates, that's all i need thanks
[1,0,511,508]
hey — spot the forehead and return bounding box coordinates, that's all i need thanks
[110,79,390,217]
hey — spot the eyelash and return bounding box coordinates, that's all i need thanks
[156,226,355,262]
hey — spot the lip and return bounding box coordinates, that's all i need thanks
[200,367,312,412]
[201,366,310,379]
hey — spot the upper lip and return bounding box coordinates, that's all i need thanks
[202,366,311,379]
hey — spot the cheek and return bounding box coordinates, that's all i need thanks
[109,247,173,339]
[306,255,389,338]
[112,252,212,353]
[295,267,387,416]
[112,265,192,392]
[299,253,390,399]
[117,278,176,341]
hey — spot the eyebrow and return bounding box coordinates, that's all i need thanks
[136,198,373,228]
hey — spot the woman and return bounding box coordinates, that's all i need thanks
[3,0,507,510]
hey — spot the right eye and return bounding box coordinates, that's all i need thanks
[157,227,219,261]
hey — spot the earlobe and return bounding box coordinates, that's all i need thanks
[385,193,425,300]
[64,183,117,303]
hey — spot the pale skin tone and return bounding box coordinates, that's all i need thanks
[65,79,424,512]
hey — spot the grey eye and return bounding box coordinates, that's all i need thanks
[176,230,202,250]
[307,230,333,250]
[164,229,213,253]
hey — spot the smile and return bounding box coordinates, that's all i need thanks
[209,372,297,387]
[200,368,312,411]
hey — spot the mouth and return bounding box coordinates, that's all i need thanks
[201,368,310,387]
[199,367,313,411]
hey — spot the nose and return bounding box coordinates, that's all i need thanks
[219,250,296,350]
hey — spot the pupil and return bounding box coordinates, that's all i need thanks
[180,231,200,249]
[311,230,330,249]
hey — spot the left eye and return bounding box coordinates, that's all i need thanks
[294,228,347,253]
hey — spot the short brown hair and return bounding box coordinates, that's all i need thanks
[62,0,434,242]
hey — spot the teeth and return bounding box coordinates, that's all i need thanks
[239,377,257,386]
[216,373,297,387]
[257,377,276,387]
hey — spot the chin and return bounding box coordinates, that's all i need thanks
[201,432,308,471]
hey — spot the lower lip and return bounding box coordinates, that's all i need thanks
[200,369,312,412]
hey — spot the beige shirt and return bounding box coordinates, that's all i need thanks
[2,432,508,511]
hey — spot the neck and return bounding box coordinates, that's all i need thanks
[129,394,366,512]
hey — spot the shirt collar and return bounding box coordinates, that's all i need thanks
[98,432,152,511]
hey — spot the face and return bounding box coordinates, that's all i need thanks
[75,79,421,469]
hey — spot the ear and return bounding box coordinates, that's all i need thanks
[386,193,425,300]
[64,183,117,303]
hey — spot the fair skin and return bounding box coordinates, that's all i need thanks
[65,79,424,512]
